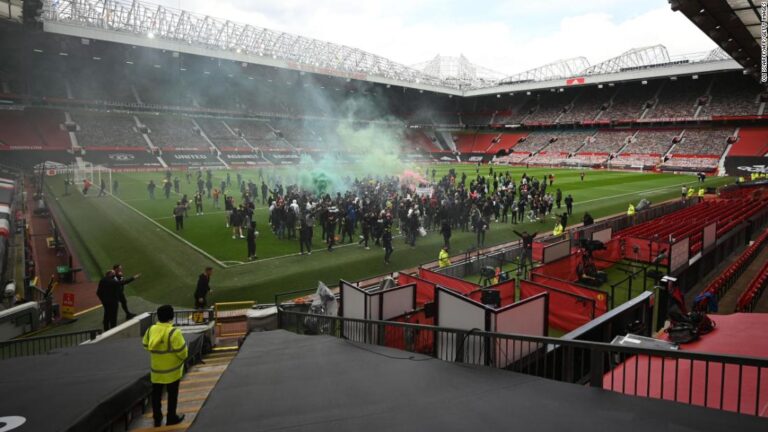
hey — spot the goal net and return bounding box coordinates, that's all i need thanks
[72,160,112,195]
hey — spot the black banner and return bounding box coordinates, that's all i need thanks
[724,156,768,177]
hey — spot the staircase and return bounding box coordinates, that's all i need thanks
[128,348,239,431]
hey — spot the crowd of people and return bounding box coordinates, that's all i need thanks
[153,166,582,265]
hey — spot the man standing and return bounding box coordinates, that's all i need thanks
[194,267,213,310]
[113,264,138,320]
[97,270,119,332]
[164,179,172,199]
[246,221,257,260]
[147,180,156,199]
[112,179,119,195]
[513,230,537,276]
[143,305,187,428]
[98,178,107,197]
[440,219,452,250]
[564,194,574,216]
[383,213,394,264]
[97,270,140,331]
[194,192,203,216]
[173,201,185,231]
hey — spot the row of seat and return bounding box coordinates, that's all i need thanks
[700,228,768,304]
[735,255,768,312]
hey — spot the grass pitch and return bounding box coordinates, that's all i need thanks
[45,164,733,316]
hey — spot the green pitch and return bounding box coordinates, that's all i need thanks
[44,164,733,315]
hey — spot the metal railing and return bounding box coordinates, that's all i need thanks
[148,308,215,326]
[0,329,101,360]
[278,309,768,417]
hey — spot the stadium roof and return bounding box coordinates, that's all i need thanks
[40,0,744,96]
[410,55,506,88]
[671,0,764,83]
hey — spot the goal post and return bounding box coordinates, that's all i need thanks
[72,160,113,195]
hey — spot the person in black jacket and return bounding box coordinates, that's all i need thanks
[440,219,452,250]
[194,267,213,310]
[513,230,537,276]
[246,222,257,260]
[97,270,141,331]
[113,264,139,320]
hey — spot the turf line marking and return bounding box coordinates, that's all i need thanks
[576,179,702,205]
[105,191,228,268]
[154,211,228,221]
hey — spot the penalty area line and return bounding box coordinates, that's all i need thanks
[106,191,228,269]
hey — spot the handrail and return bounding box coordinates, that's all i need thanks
[0,329,101,360]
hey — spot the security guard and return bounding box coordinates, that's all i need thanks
[553,222,564,237]
[143,305,188,428]
[686,187,695,200]
[627,203,636,223]
[698,187,705,202]
[438,246,450,268]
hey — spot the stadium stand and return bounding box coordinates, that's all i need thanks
[540,130,592,153]
[452,132,476,153]
[493,152,531,164]
[698,229,768,307]
[68,62,137,104]
[728,127,768,157]
[645,77,709,119]
[524,91,576,124]
[0,110,44,149]
[139,115,210,150]
[195,117,251,151]
[617,197,768,256]
[405,130,442,153]
[485,132,527,154]
[621,129,678,156]
[72,111,146,149]
[736,258,768,312]
[512,131,555,153]
[673,128,734,156]
[603,81,660,120]
[0,108,69,149]
[579,130,630,154]
[225,119,287,150]
[461,112,493,126]
[558,89,609,123]
[699,73,761,117]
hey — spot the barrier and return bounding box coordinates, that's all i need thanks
[418,267,477,295]
[530,273,609,316]
[397,273,436,307]
[520,280,596,332]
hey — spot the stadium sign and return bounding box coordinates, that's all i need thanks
[0,416,26,431]
[108,153,136,161]
[724,156,768,176]
[172,154,210,160]
[224,154,262,160]
[270,154,300,159]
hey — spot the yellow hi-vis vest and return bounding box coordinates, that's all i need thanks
[698,188,705,197]
[687,188,695,198]
[438,249,450,268]
[143,322,188,384]
[627,204,635,216]
[553,223,563,236]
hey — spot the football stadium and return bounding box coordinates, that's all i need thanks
[1,0,768,430]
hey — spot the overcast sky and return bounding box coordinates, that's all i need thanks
[154,0,717,76]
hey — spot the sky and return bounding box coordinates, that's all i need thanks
[153,0,717,77]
